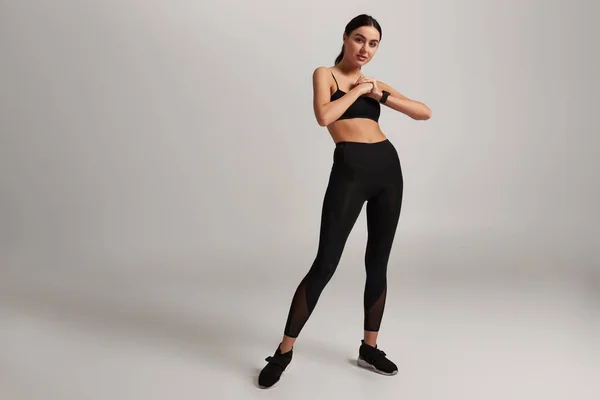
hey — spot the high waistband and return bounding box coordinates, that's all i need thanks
[335,139,390,148]
[332,138,399,172]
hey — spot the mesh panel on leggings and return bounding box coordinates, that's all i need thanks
[283,276,310,338]
[364,285,387,332]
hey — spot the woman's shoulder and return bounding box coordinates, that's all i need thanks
[312,66,335,86]
[313,65,336,75]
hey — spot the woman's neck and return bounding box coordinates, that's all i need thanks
[334,59,361,76]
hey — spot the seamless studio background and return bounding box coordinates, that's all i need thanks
[1,1,598,399]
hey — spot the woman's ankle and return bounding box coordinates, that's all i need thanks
[363,330,379,347]
[279,336,295,353]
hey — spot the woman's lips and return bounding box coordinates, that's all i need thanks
[357,55,367,61]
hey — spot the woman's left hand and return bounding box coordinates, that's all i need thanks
[355,75,383,101]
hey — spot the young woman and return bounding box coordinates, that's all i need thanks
[258,14,431,388]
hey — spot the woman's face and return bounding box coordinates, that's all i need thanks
[343,26,380,66]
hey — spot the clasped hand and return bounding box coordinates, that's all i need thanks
[353,75,383,101]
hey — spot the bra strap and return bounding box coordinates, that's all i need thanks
[331,72,340,90]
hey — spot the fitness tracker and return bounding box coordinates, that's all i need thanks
[380,90,390,104]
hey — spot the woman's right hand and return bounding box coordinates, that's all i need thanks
[353,81,374,96]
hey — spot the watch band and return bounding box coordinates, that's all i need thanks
[380,90,390,104]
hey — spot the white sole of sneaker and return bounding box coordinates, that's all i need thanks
[357,356,398,376]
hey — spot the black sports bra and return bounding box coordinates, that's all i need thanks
[330,72,381,123]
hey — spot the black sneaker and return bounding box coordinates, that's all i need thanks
[258,344,293,388]
[357,339,398,376]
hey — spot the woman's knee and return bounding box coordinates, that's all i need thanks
[308,259,339,282]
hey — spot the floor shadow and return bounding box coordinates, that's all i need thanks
[347,357,360,368]
[0,273,377,389]
[249,367,264,389]
[0,280,272,377]
[294,339,355,364]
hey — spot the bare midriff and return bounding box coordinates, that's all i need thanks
[327,118,388,144]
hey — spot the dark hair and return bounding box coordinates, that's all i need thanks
[335,14,382,65]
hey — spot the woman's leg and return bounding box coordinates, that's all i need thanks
[259,143,370,388]
[258,162,366,388]
[281,166,367,346]
[363,178,403,346]
[355,176,403,377]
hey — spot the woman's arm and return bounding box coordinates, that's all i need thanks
[374,80,432,120]
[312,66,366,126]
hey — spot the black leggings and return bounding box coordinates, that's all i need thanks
[284,139,404,338]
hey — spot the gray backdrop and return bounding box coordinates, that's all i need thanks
[1,1,599,399]
[2,0,597,280]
